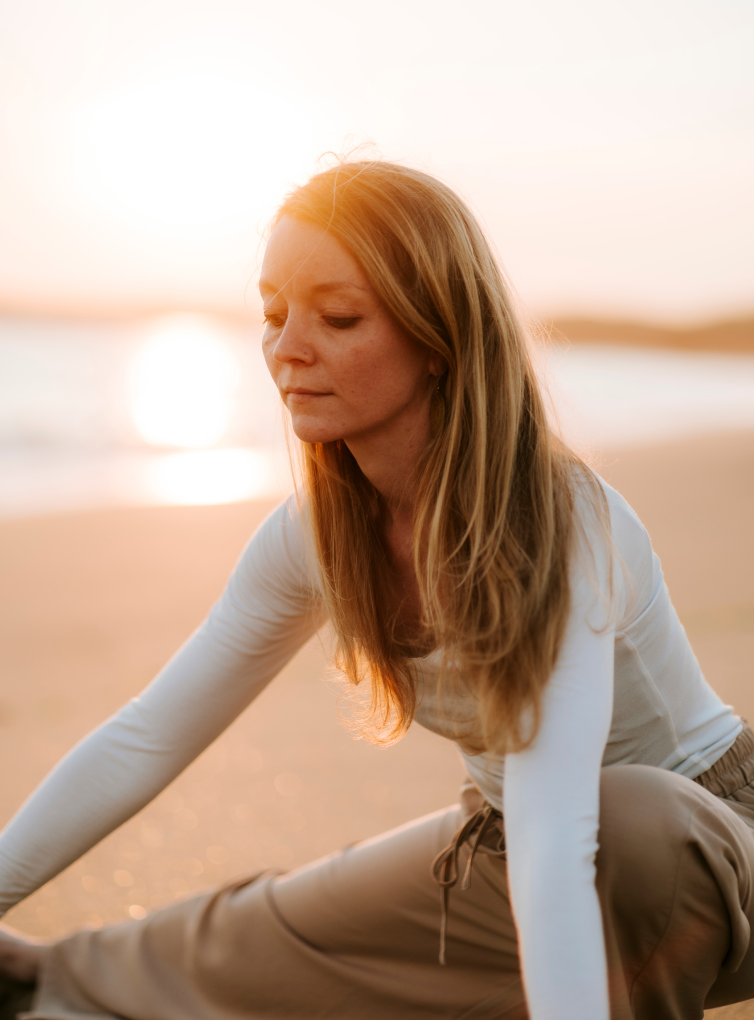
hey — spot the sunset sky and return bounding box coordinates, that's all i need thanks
[0,0,752,324]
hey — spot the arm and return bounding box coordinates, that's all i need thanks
[0,498,325,916]
[503,531,617,1020]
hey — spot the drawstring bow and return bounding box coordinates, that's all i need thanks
[430,804,504,966]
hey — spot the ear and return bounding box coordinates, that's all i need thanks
[428,351,448,377]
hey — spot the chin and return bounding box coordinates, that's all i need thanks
[289,417,343,446]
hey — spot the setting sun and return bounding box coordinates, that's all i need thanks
[130,317,239,448]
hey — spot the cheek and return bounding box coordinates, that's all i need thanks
[261,335,279,380]
[344,335,426,406]
[324,355,393,417]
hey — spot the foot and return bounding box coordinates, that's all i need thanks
[0,925,49,985]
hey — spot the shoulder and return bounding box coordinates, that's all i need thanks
[570,468,651,559]
[576,472,660,624]
[569,469,657,616]
[599,479,653,565]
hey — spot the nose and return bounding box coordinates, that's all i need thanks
[270,313,315,367]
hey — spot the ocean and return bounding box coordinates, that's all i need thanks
[2,314,754,518]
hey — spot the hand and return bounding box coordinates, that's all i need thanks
[0,924,49,985]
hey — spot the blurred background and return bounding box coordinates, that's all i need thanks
[1,0,753,517]
[0,3,753,1005]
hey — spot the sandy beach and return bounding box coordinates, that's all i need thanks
[1,429,753,1016]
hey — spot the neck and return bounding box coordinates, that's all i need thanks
[344,410,430,522]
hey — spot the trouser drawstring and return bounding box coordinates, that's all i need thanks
[430,803,504,966]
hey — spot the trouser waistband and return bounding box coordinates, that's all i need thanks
[693,724,754,799]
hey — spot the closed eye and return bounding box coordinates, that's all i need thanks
[323,315,361,330]
[263,313,286,329]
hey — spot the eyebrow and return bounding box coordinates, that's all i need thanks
[258,278,366,297]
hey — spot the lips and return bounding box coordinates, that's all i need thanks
[283,388,332,398]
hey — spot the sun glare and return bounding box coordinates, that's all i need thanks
[146,448,279,506]
[130,318,239,448]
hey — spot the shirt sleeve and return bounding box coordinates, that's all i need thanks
[503,516,618,1020]
[0,497,325,916]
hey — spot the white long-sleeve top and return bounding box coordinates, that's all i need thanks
[0,478,741,1020]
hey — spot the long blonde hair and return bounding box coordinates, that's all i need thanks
[274,159,595,754]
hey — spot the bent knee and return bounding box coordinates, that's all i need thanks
[595,765,754,980]
[599,764,707,838]
[597,765,711,887]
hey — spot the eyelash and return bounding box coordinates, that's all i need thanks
[323,316,360,330]
[262,314,361,331]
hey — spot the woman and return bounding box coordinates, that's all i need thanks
[1,160,753,1020]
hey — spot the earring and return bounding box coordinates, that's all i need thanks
[430,376,446,437]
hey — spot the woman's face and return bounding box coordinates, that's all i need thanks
[260,215,442,449]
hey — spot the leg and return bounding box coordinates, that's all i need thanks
[597,765,754,1020]
[28,805,526,1020]
[31,768,754,1020]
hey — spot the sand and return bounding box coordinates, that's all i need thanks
[1,429,753,1016]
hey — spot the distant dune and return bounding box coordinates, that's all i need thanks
[547,316,754,353]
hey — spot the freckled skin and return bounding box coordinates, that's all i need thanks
[260,216,444,499]
[260,215,445,640]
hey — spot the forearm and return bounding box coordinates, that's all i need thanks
[0,615,321,914]
[505,833,608,1020]
[502,540,616,1020]
[0,705,186,914]
[0,625,251,915]
[0,496,322,915]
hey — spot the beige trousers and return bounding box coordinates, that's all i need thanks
[27,730,754,1020]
